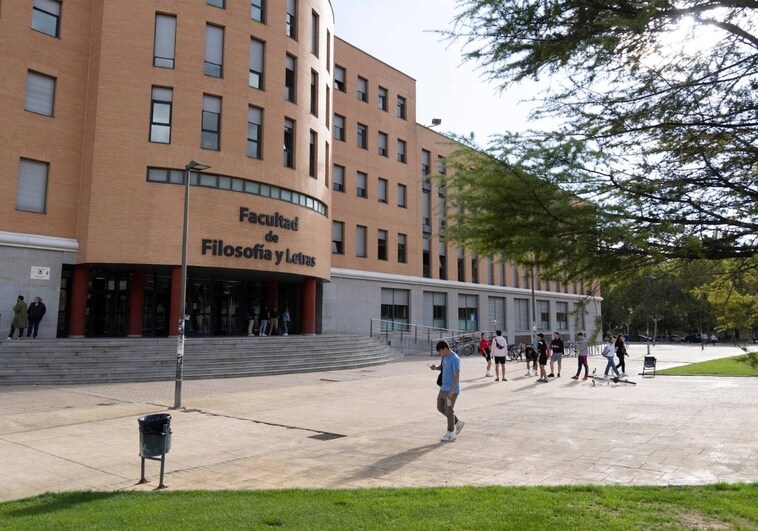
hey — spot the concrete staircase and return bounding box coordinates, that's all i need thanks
[0,335,404,385]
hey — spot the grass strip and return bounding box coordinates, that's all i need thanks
[657,353,758,376]
[1,483,757,530]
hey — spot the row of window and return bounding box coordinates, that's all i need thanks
[333,115,408,161]
[146,167,328,216]
[333,66,408,119]
[384,288,586,332]
[332,223,407,263]
[331,166,407,206]
[204,0,305,45]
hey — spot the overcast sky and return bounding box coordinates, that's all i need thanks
[330,0,541,141]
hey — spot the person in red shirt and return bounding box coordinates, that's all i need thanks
[479,332,492,378]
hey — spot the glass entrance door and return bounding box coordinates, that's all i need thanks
[89,272,129,336]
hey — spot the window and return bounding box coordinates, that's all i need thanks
[488,259,495,286]
[332,221,344,254]
[356,225,367,257]
[207,0,224,7]
[471,254,479,284]
[247,106,263,159]
[283,118,295,168]
[286,0,297,39]
[326,30,332,72]
[381,288,409,329]
[150,86,173,143]
[377,229,388,260]
[333,164,344,192]
[557,302,569,331]
[153,14,176,68]
[397,95,406,119]
[333,114,345,141]
[378,132,388,156]
[458,294,478,331]
[249,38,264,89]
[32,0,60,38]
[310,70,318,116]
[397,139,407,163]
[378,178,387,203]
[397,184,407,208]
[16,158,48,213]
[309,130,317,178]
[201,95,221,150]
[25,71,55,116]
[285,54,296,102]
[422,235,431,278]
[311,11,319,56]
[424,292,447,329]
[439,242,447,280]
[325,85,331,127]
[489,297,506,331]
[251,0,265,22]
[437,155,447,175]
[422,191,431,230]
[397,233,407,263]
[378,86,388,111]
[356,123,367,149]
[334,65,346,92]
[538,300,550,330]
[421,149,431,179]
[357,76,368,102]
[515,299,530,330]
[438,195,446,231]
[325,140,330,187]
[457,247,465,282]
[356,171,367,198]
[204,24,224,77]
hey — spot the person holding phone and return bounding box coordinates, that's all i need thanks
[429,340,464,442]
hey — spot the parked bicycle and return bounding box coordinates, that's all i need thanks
[451,334,477,357]
[507,343,525,361]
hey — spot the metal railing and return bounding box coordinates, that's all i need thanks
[370,319,480,356]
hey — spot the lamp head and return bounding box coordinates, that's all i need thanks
[186,160,211,171]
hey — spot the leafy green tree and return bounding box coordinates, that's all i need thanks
[442,1,758,282]
[696,258,758,340]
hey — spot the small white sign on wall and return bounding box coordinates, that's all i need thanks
[30,266,51,280]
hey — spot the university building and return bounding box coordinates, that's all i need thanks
[0,0,601,341]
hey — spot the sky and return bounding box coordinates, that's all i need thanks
[330,0,541,142]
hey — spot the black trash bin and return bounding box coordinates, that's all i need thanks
[138,413,172,457]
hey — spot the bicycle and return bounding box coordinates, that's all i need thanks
[565,343,578,357]
[451,335,477,357]
[507,343,525,361]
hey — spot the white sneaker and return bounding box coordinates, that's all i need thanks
[525,371,531,377]
[485,372,492,377]
[440,431,456,442]
[455,420,465,435]
[620,373,628,378]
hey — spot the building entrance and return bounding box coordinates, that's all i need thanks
[88,271,129,336]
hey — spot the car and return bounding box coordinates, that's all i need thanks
[668,334,684,343]
[684,333,702,343]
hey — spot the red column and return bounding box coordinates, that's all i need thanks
[127,270,146,337]
[301,277,317,335]
[169,265,181,337]
[68,264,89,338]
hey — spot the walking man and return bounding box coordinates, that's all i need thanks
[549,331,564,378]
[571,332,590,380]
[429,340,464,442]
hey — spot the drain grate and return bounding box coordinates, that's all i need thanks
[309,432,345,441]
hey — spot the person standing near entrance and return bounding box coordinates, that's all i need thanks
[281,306,291,336]
[246,304,256,336]
[269,307,279,336]
[549,331,564,378]
[7,295,28,340]
[26,297,46,338]
[259,306,269,336]
[429,339,464,442]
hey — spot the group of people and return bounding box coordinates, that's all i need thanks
[247,305,291,337]
[602,334,629,379]
[7,295,47,339]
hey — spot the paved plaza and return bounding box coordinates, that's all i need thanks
[1,343,756,502]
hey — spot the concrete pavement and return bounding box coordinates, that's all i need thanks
[1,343,756,501]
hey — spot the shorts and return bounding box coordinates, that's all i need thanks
[551,352,563,362]
[482,353,491,361]
[538,354,548,366]
[494,356,506,365]
[527,350,538,363]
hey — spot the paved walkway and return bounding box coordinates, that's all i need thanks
[1,343,756,501]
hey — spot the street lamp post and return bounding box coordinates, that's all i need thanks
[174,160,211,410]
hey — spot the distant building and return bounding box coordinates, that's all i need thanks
[0,0,600,340]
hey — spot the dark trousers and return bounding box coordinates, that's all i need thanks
[27,319,41,337]
[9,325,25,338]
[615,355,626,373]
[575,355,588,377]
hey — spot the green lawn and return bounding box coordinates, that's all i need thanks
[1,484,757,530]
[657,353,758,376]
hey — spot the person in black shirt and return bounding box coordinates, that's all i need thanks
[536,333,549,382]
[549,331,564,378]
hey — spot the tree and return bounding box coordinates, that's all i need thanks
[442,0,758,282]
[695,258,758,340]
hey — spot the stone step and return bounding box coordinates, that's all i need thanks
[0,335,402,385]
